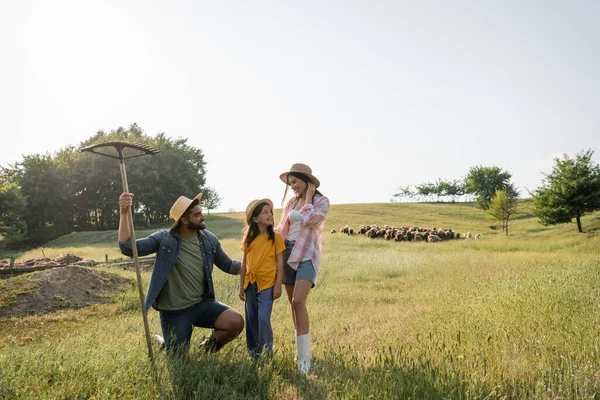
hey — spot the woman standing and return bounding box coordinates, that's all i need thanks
[276,163,330,373]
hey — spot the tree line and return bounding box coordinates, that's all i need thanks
[0,124,222,246]
[393,166,519,209]
[393,149,600,234]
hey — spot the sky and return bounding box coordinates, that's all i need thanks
[1,0,599,212]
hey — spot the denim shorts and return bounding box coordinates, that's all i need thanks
[283,240,315,287]
[159,299,229,351]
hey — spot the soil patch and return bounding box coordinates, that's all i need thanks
[0,266,133,318]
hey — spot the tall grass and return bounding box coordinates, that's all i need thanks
[1,202,599,399]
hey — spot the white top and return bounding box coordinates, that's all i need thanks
[286,210,303,241]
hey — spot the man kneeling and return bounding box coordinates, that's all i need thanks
[118,192,244,355]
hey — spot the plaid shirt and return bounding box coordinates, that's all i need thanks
[275,194,330,284]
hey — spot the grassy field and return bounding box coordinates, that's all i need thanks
[1,202,599,399]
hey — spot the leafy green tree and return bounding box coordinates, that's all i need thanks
[393,185,414,203]
[5,123,209,244]
[416,182,436,202]
[77,124,207,228]
[531,149,600,233]
[433,179,449,202]
[12,154,74,244]
[446,179,465,202]
[0,179,27,242]
[488,190,518,235]
[201,187,223,214]
[464,166,519,210]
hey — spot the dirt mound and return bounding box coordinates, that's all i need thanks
[0,253,88,269]
[0,266,133,318]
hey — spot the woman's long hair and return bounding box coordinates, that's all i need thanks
[242,202,275,248]
[281,172,323,207]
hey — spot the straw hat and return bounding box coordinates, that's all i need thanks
[245,198,274,225]
[279,163,320,188]
[170,193,203,229]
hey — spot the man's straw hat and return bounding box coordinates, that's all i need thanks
[245,198,274,225]
[170,193,203,229]
[279,163,320,188]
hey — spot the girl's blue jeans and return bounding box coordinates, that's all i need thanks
[244,283,274,358]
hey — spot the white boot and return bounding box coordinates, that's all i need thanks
[296,332,312,374]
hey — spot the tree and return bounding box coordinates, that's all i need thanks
[433,179,450,202]
[77,124,207,227]
[416,182,436,202]
[464,166,519,210]
[0,179,27,242]
[488,190,518,235]
[201,187,223,214]
[13,154,74,244]
[4,123,209,244]
[393,185,414,203]
[446,179,465,202]
[531,149,600,233]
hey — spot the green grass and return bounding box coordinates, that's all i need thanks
[1,202,600,399]
[0,274,39,308]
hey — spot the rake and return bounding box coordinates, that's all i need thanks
[81,141,160,362]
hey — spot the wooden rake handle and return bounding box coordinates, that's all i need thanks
[81,141,159,363]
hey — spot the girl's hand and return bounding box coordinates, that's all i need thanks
[306,182,316,199]
[273,285,282,300]
[239,287,246,302]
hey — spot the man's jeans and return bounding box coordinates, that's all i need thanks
[244,283,274,358]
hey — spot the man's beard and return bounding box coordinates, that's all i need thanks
[187,222,205,231]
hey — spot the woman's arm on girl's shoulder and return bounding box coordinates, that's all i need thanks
[300,195,330,228]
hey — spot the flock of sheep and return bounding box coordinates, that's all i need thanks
[332,224,481,242]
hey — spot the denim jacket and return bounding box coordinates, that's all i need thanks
[118,228,240,312]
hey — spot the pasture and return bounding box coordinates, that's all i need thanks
[1,202,599,399]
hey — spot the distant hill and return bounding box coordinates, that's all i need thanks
[1,201,598,261]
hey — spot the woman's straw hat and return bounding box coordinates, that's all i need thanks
[279,163,320,188]
[170,193,203,229]
[245,198,274,225]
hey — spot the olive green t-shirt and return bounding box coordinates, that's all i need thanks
[157,236,206,310]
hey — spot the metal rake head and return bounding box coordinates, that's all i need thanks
[80,141,160,160]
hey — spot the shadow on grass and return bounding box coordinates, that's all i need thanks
[311,347,451,399]
[154,343,500,399]
[527,227,552,233]
[513,212,536,220]
[158,345,330,400]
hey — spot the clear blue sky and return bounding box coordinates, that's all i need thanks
[1,1,599,212]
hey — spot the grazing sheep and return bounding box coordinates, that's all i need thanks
[331,229,337,234]
[428,235,442,243]
[475,233,481,240]
[464,232,472,239]
[340,225,349,234]
[348,228,354,235]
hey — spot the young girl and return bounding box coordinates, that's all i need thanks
[276,163,330,373]
[239,198,285,358]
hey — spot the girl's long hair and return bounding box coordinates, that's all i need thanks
[243,202,275,248]
[281,172,323,206]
